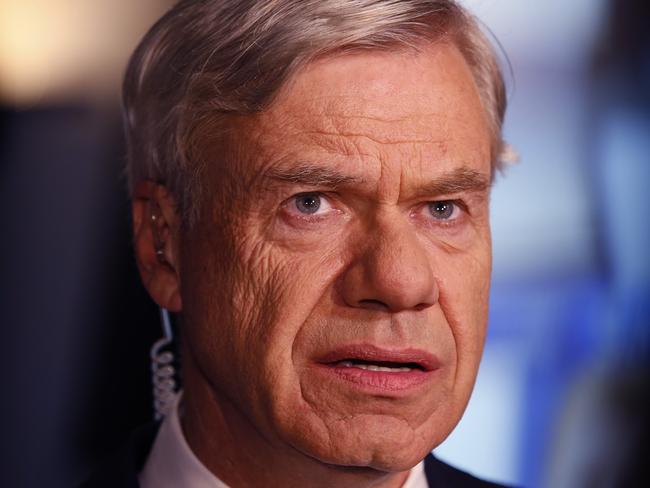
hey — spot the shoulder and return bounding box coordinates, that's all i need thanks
[424,454,513,488]
[78,421,161,488]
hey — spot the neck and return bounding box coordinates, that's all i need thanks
[180,356,411,488]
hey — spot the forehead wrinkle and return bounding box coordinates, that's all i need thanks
[291,86,484,124]
[294,108,467,151]
[303,130,451,148]
[309,108,465,125]
[302,129,372,160]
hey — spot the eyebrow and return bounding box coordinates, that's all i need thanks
[413,167,491,197]
[264,163,364,188]
[263,163,490,196]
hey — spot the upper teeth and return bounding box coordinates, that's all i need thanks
[339,361,412,372]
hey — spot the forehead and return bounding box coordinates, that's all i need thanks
[238,42,491,185]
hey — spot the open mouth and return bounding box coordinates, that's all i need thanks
[317,344,438,373]
[333,359,425,372]
[314,345,438,392]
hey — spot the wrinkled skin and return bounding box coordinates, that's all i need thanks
[134,42,493,488]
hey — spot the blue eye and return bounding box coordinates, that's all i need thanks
[294,193,322,214]
[428,201,456,220]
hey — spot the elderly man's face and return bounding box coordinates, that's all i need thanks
[180,42,492,471]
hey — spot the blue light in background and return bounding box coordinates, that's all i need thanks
[435,1,648,486]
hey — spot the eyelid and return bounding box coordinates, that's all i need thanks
[447,198,469,214]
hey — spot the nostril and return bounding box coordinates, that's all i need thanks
[413,302,432,311]
[358,299,389,311]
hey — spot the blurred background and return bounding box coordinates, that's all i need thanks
[1,0,648,487]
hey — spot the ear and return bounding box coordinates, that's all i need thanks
[132,181,183,312]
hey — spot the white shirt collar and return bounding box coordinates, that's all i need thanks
[403,459,429,488]
[139,393,228,488]
[139,392,428,488]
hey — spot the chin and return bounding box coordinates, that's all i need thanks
[283,411,445,472]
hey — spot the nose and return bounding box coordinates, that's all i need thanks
[339,217,438,313]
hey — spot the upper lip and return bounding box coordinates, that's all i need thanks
[316,344,439,372]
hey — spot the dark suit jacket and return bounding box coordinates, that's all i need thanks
[81,422,508,487]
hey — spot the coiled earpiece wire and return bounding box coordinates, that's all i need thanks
[150,307,178,420]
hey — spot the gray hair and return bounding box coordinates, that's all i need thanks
[123,0,508,226]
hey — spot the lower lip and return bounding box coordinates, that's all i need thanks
[313,363,435,393]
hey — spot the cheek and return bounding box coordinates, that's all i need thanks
[180,225,288,403]
[435,241,491,385]
[181,219,347,416]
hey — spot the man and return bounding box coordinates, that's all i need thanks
[86,0,509,486]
